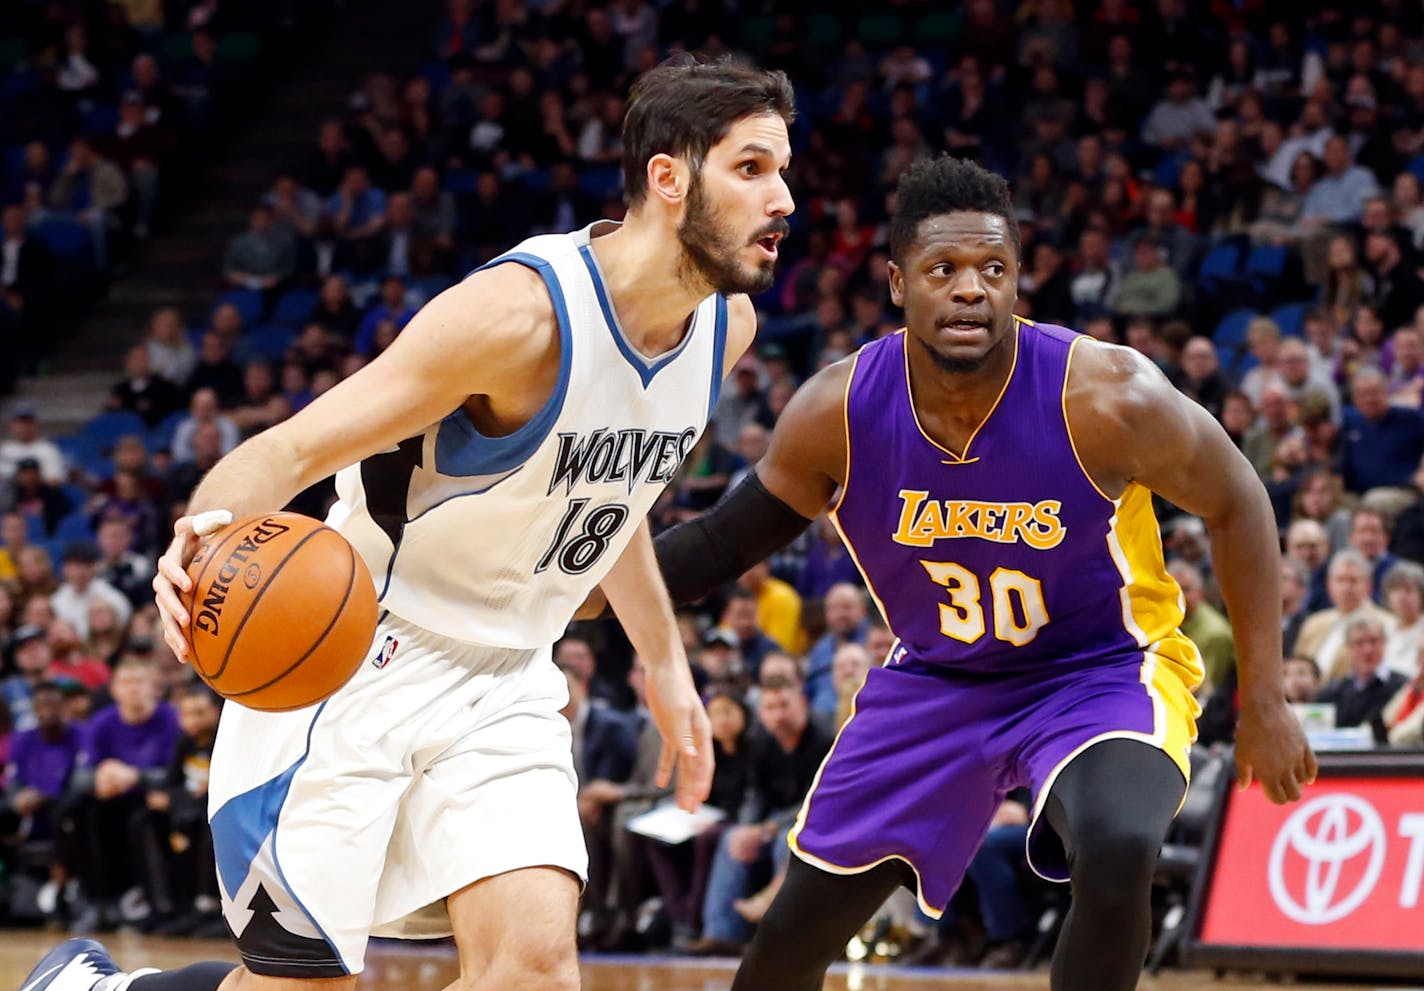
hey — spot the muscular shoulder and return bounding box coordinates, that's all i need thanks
[408,262,561,388]
[1065,337,1172,430]
[759,357,854,515]
[1064,337,1191,493]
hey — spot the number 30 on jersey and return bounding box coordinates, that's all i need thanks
[921,560,1049,646]
[537,499,630,575]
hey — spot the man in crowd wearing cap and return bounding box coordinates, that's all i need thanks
[3,680,81,925]
[2,456,69,536]
[50,540,132,640]
[3,625,56,733]
[5,680,81,842]
[0,405,65,484]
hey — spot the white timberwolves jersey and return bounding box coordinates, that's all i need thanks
[326,223,728,648]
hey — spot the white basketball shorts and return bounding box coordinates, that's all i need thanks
[206,610,586,977]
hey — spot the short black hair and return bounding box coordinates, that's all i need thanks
[622,53,796,208]
[889,155,1021,263]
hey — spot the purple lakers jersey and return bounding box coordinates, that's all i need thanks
[832,319,1202,685]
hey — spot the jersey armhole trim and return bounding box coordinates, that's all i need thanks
[708,294,729,421]
[1062,335,1114,505]
[434,252,574,477]
[830,348,862,516]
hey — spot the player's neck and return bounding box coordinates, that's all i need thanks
[588,221,707,357]
[906,328,1018,428]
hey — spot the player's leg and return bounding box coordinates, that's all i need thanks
[1040,738,1186,991]
[443,867,581,991]
[732,662,1006,990]
[729,856,910,991]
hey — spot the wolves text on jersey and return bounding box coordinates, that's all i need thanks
[547,427,698,496]
[892,490,1067,550]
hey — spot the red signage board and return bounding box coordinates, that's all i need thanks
[1188,754,1424,979]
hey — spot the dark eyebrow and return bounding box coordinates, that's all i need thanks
[737,144,775,157]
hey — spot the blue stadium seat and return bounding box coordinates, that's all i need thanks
[1270,302,1307,338]
[578,167,623,201]
[54,510,95,543]
[1213,309,1260,377]
[444,169,479,195]
[215,288,265,328]
[234,325,294,363]
[1196,242,1241,283]
[81,456,114,481]
[81,410,148,453]
[59,483,89,512]
[23,513,46,543]
[412,274,455,303]
[80,104,119,137]
[53,433,99,467]
[1244,243,1288,293]
[270,288,319,328]
[32,218,92,267]
[148,409,186,453]
[1153,153,1187,189]
[42,539,65,570]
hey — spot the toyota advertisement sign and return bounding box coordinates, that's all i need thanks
[1187,753,1424,978]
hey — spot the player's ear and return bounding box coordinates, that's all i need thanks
[646,154,687,207]
[888,260,905,307]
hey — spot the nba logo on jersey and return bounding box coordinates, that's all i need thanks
[372,636,399,670]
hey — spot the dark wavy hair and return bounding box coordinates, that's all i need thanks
[622,53,796,208]
[889,155,1021,263]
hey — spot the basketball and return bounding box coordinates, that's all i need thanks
[181,512,379,711]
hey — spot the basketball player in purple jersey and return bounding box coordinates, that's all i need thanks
[618,157,1317,989]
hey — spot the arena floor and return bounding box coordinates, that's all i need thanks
[0,932,1393,990]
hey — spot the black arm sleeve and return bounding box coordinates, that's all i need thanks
[654,470,816,606]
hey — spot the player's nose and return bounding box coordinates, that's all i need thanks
[949,270,986,303]
[767,173,794,217]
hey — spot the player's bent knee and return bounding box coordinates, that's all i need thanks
[477,951,579,991]
[1069,821,1160,899]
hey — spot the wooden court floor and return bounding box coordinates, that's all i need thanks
[0,932,1390,990]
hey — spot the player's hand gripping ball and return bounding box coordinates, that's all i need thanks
[181,512,378,711]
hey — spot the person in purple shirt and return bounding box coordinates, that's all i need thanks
[63,658,180,931]
[4,682,80,924]
[5,682,81,839]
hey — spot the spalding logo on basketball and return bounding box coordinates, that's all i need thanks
[184,512,378,711]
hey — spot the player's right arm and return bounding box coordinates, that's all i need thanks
[648,357,850,606]
[153,263,557,659]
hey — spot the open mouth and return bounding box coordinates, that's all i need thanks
[755,231,783,259]
[942,317,991,336]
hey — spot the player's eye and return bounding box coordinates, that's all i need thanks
[739,161,759,176]
[932,263,954,276]
[984,262,1005,277]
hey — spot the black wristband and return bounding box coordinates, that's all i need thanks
[654,470,816,606]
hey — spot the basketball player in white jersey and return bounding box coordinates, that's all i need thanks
[22,55,794,991]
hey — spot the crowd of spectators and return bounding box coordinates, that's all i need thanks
[3,0,1424,973]
[0,0,321,393]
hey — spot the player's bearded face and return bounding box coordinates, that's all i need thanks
[677,172,788,296]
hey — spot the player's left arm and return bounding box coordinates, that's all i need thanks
[582,294,758,808]
[600,520,713,815]
[1070,342,1317,804]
